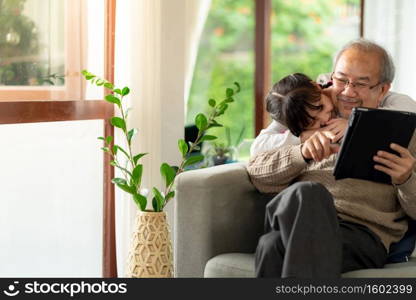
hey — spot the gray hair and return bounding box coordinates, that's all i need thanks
[333,38,395,83]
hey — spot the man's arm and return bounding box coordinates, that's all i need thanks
[247,144,306,194]
[396,172,416,220]
[248,131,338,193]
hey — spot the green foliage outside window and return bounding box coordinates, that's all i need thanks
[270,0,360,81]
[187,0,359,145]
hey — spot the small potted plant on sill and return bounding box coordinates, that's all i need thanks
[82,70,240,278]
[210,125,245,165]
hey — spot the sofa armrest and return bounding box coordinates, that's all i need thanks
[174,162,270,277]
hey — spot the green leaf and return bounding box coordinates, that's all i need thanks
[133,193,147,211]
[113,88,122,95]
[187,141,201,151]
[105,136,113,145]
[199,135,217,142]
[178,139,188,157]
[217,103,228,116]
[104,82,114,89]
[98,137,105,141]
[113,145,130,159]
[127,128,138,144]
[85,75,95,80]
[112,177,127,185]
[207,120,223,129]
[152,187,164,200]
[165,191,175,201]
[171,166,179,174]
[125,107,133,118]
[101,147,110,152]
[122,87,130,96]
[133,153,148,165]
[112,145,118,154]
[226,88,234,97]
[116,183,135,194]
[208,99,216,107]
[234,82,241,93]
[160,163,177,188]
[225,97,234,103]
[96,79,104,86]
[184,155,204,167]
[152,197,159,212]
[152,187,165,212]
[132,164,143,186]
[195,113,208,131]
[110,117,126,131]
[105,94,121,107]
[112,178,135,194]
[218,103,228,111]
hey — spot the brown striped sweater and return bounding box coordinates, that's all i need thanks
[247,133,416,250]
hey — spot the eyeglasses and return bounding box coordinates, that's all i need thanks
[331,74,382,91]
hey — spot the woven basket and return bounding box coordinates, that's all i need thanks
[126,211,173,277]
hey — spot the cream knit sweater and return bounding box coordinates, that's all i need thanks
[247,133,416,250]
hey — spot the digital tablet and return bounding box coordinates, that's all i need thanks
[333,107,416,184]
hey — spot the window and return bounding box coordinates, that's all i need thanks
[0,0,105,101]
[271,0,361,83]
[187,0,361,148]
[187,0,255,146]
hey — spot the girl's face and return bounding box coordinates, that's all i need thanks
[306,90,334,130]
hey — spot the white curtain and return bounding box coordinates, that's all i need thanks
[364,0,416,100]
[114,0,211,277]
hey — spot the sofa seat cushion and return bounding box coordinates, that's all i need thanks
[204,253,416,278]
[204,253,255,278]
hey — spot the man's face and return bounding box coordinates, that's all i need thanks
[331,48,390,118]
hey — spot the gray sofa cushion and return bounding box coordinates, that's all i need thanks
[204,253,255,278]
[204,253,416,278]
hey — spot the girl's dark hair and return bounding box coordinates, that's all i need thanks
[266,73,322,137]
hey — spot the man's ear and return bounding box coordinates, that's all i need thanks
[377,82,391,106]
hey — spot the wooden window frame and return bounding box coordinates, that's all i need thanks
[254,0,365,135]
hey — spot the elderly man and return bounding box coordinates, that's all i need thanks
[251,39,416,157]
[247,39,416,277]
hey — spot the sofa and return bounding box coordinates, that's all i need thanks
[174,163,416,278]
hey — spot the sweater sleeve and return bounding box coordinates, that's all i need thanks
[397,173,416,219]
[396,131,416,219]
[380,92,416,113]
[247,144,307,194]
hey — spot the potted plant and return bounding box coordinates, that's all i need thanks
[82,70,240,277]
[211,125,245,165]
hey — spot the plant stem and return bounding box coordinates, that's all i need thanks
[163,108,217,207]
[118,96,135,170]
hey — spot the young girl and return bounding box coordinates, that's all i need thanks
[265,73,334,138]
